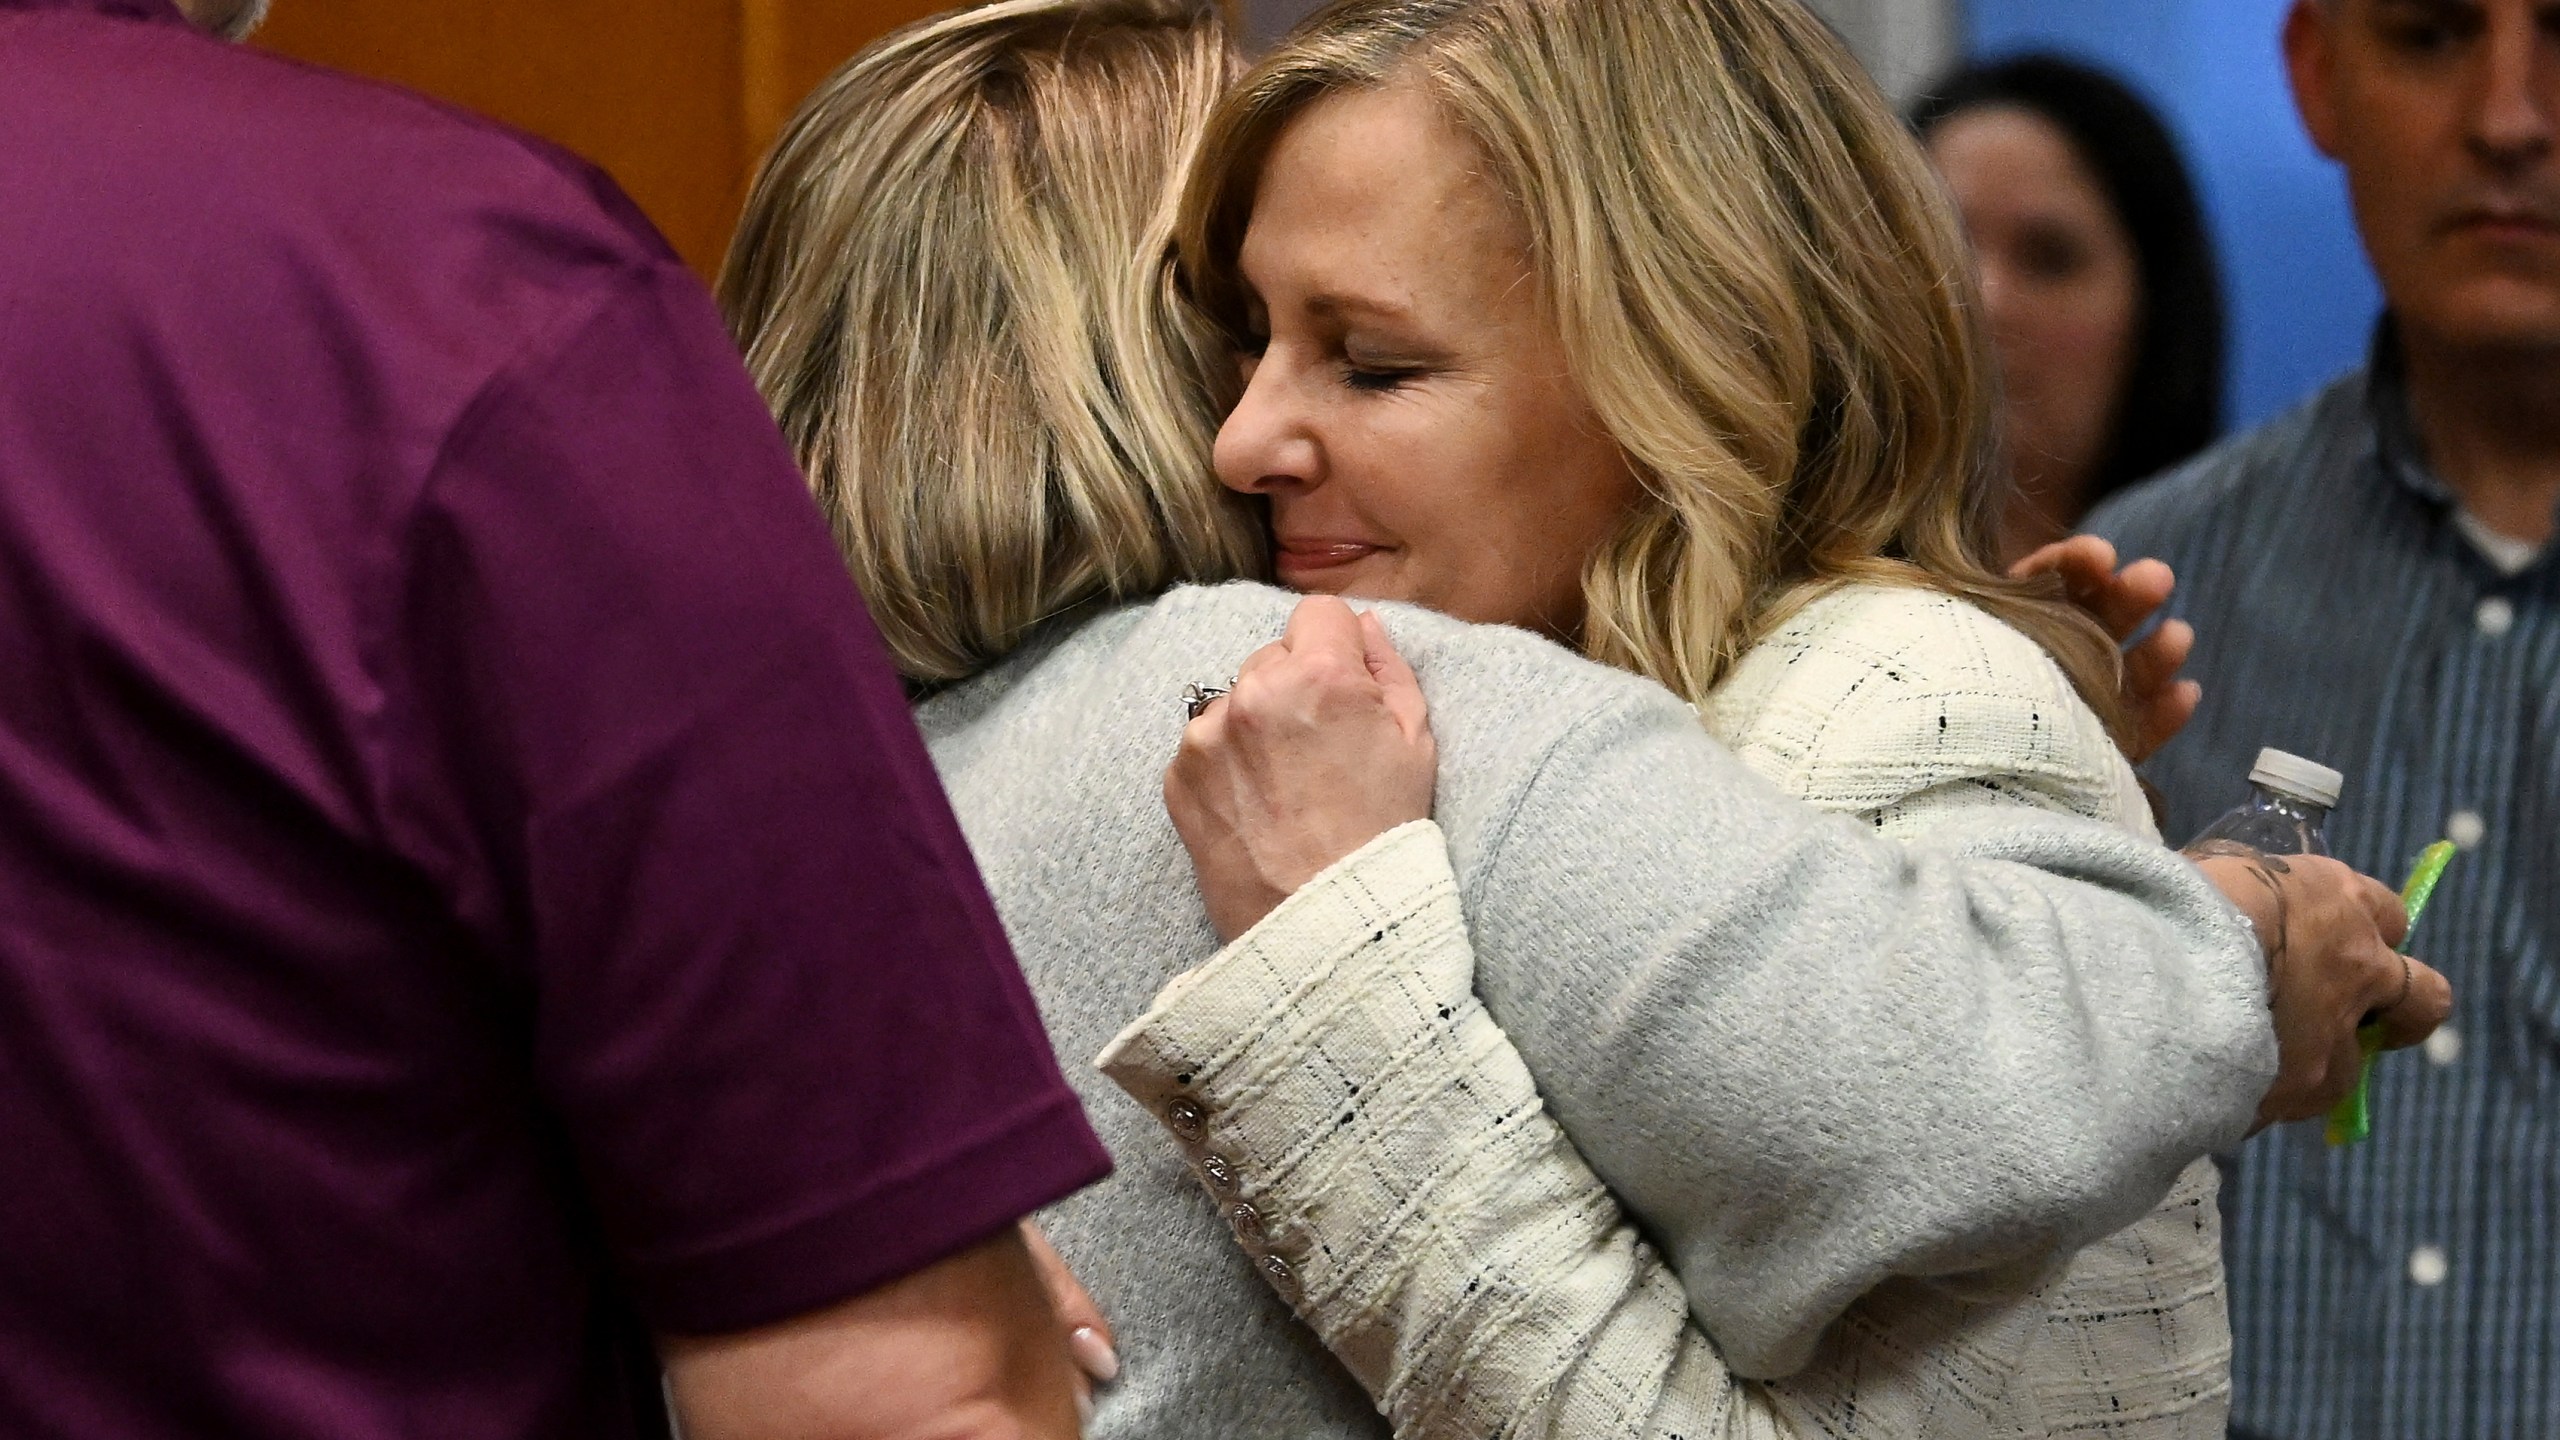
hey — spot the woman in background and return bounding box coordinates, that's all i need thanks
[1913,54,2227,562]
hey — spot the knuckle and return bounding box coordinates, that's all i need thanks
[1300,648,1359,683]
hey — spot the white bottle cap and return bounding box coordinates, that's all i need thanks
[2249,748,2343,808]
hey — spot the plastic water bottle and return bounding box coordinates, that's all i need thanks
[2187,748,2343,857]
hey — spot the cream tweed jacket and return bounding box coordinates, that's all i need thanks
[1100,585,2232,1438]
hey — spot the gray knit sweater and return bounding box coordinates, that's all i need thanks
[915,583,2272,1440]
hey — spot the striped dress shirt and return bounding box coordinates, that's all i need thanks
[2089,328,2560,1440]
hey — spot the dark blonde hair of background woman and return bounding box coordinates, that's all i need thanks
[720,0,1260,684]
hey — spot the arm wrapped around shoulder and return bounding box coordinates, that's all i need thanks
[1450,685,2273,1378]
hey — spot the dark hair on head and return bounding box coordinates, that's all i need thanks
[1911,53,2226,510]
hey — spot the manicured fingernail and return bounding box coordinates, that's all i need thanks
[1069,1325,1120,1383]
[1077,1385,1095,1428]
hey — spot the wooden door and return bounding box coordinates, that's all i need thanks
[254,0,949,278]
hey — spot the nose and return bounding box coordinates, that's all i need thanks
[1213,351,1322,496]
[2467,11,2556,168]
[1976,251,2020,331]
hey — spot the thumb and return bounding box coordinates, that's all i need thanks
[1358,610,1431,740]
[1283,594,1366,661]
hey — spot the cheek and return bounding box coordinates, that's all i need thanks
[1476,398,1640,616]
[1359,395,1633,627]
[2340,118,2436,233]
[1330,404,1492,536]
[2027,270,2140,375]
[1533,422,1641,545]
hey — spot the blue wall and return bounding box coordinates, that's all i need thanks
[1964,0,2382,432]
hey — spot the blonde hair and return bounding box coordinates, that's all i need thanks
[1181,0,2127,731]
[721,0,1259,684]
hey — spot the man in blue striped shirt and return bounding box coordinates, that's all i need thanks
[2088,2,2560,1435]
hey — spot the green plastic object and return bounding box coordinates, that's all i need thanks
[2326,841,2457,1147]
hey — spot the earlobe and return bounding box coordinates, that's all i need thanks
[2284,1,2345,160]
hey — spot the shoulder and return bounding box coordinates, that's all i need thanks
[2087,374,2370,559]
[1108,583,1690,747]
[1711,584,2089,739]
[925,586,1373,789]
[1705,584,2136,826]
[5,19,681,423]
[1128,587,1714,897]
[20,20,667,266]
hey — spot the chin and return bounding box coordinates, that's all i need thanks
[2416,291,2560,355]
[2392,244,2560,349]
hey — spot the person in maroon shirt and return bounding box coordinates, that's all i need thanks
[0,1,1111,1435]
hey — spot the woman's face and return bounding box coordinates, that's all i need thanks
[1928,105,2142,516]
[1213,82,1641,639]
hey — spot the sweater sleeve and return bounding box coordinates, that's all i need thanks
[1698,589,2228,1433]
[1452,680,2267,1379]
[1097,823,2046,1439]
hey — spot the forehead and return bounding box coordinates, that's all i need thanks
[1932,107,2093,188]
[1239,81,1527,306]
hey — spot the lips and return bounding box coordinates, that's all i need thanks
[1273,538,1388,576]
[2446,203,2560,240]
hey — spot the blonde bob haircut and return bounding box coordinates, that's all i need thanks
[1180,0,2127,730]
[720,0,1259,684]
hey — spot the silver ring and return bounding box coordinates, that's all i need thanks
[1182,682,1232,719]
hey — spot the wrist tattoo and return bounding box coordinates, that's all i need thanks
[2183,841,2294,986]
[2185,839,2293,875]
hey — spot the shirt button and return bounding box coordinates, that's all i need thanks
[2477,596,2517,637]
[1260,1253,1299,1296]
[1227,1201,1267,1247]
[2410,1245,2450,1288]
[2447,810,2487,850]
[2425,1025,2463,1066]
[1165,1097,1207,1143]
[1198,1152,1238,1195]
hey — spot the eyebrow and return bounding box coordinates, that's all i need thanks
[1303,292,1420,326]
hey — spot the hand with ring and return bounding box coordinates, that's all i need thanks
[2187,846,2455,1132]
[1165,597,1437,941]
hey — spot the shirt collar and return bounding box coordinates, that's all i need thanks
[2364,317,2460,509]
[0,0,188,23]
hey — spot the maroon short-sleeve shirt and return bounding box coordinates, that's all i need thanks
[0,3,1110,1434]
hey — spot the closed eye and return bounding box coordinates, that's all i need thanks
[1344,365,1419,393]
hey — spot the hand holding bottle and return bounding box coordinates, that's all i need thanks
[2189,849,2451,1131]
[2183,748,2455,1131]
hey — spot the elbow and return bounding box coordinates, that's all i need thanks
[1992,1023,2269,1257]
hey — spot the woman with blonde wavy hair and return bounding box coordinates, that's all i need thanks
[1118,0,2262,1433]
[716,1,2438,1435]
